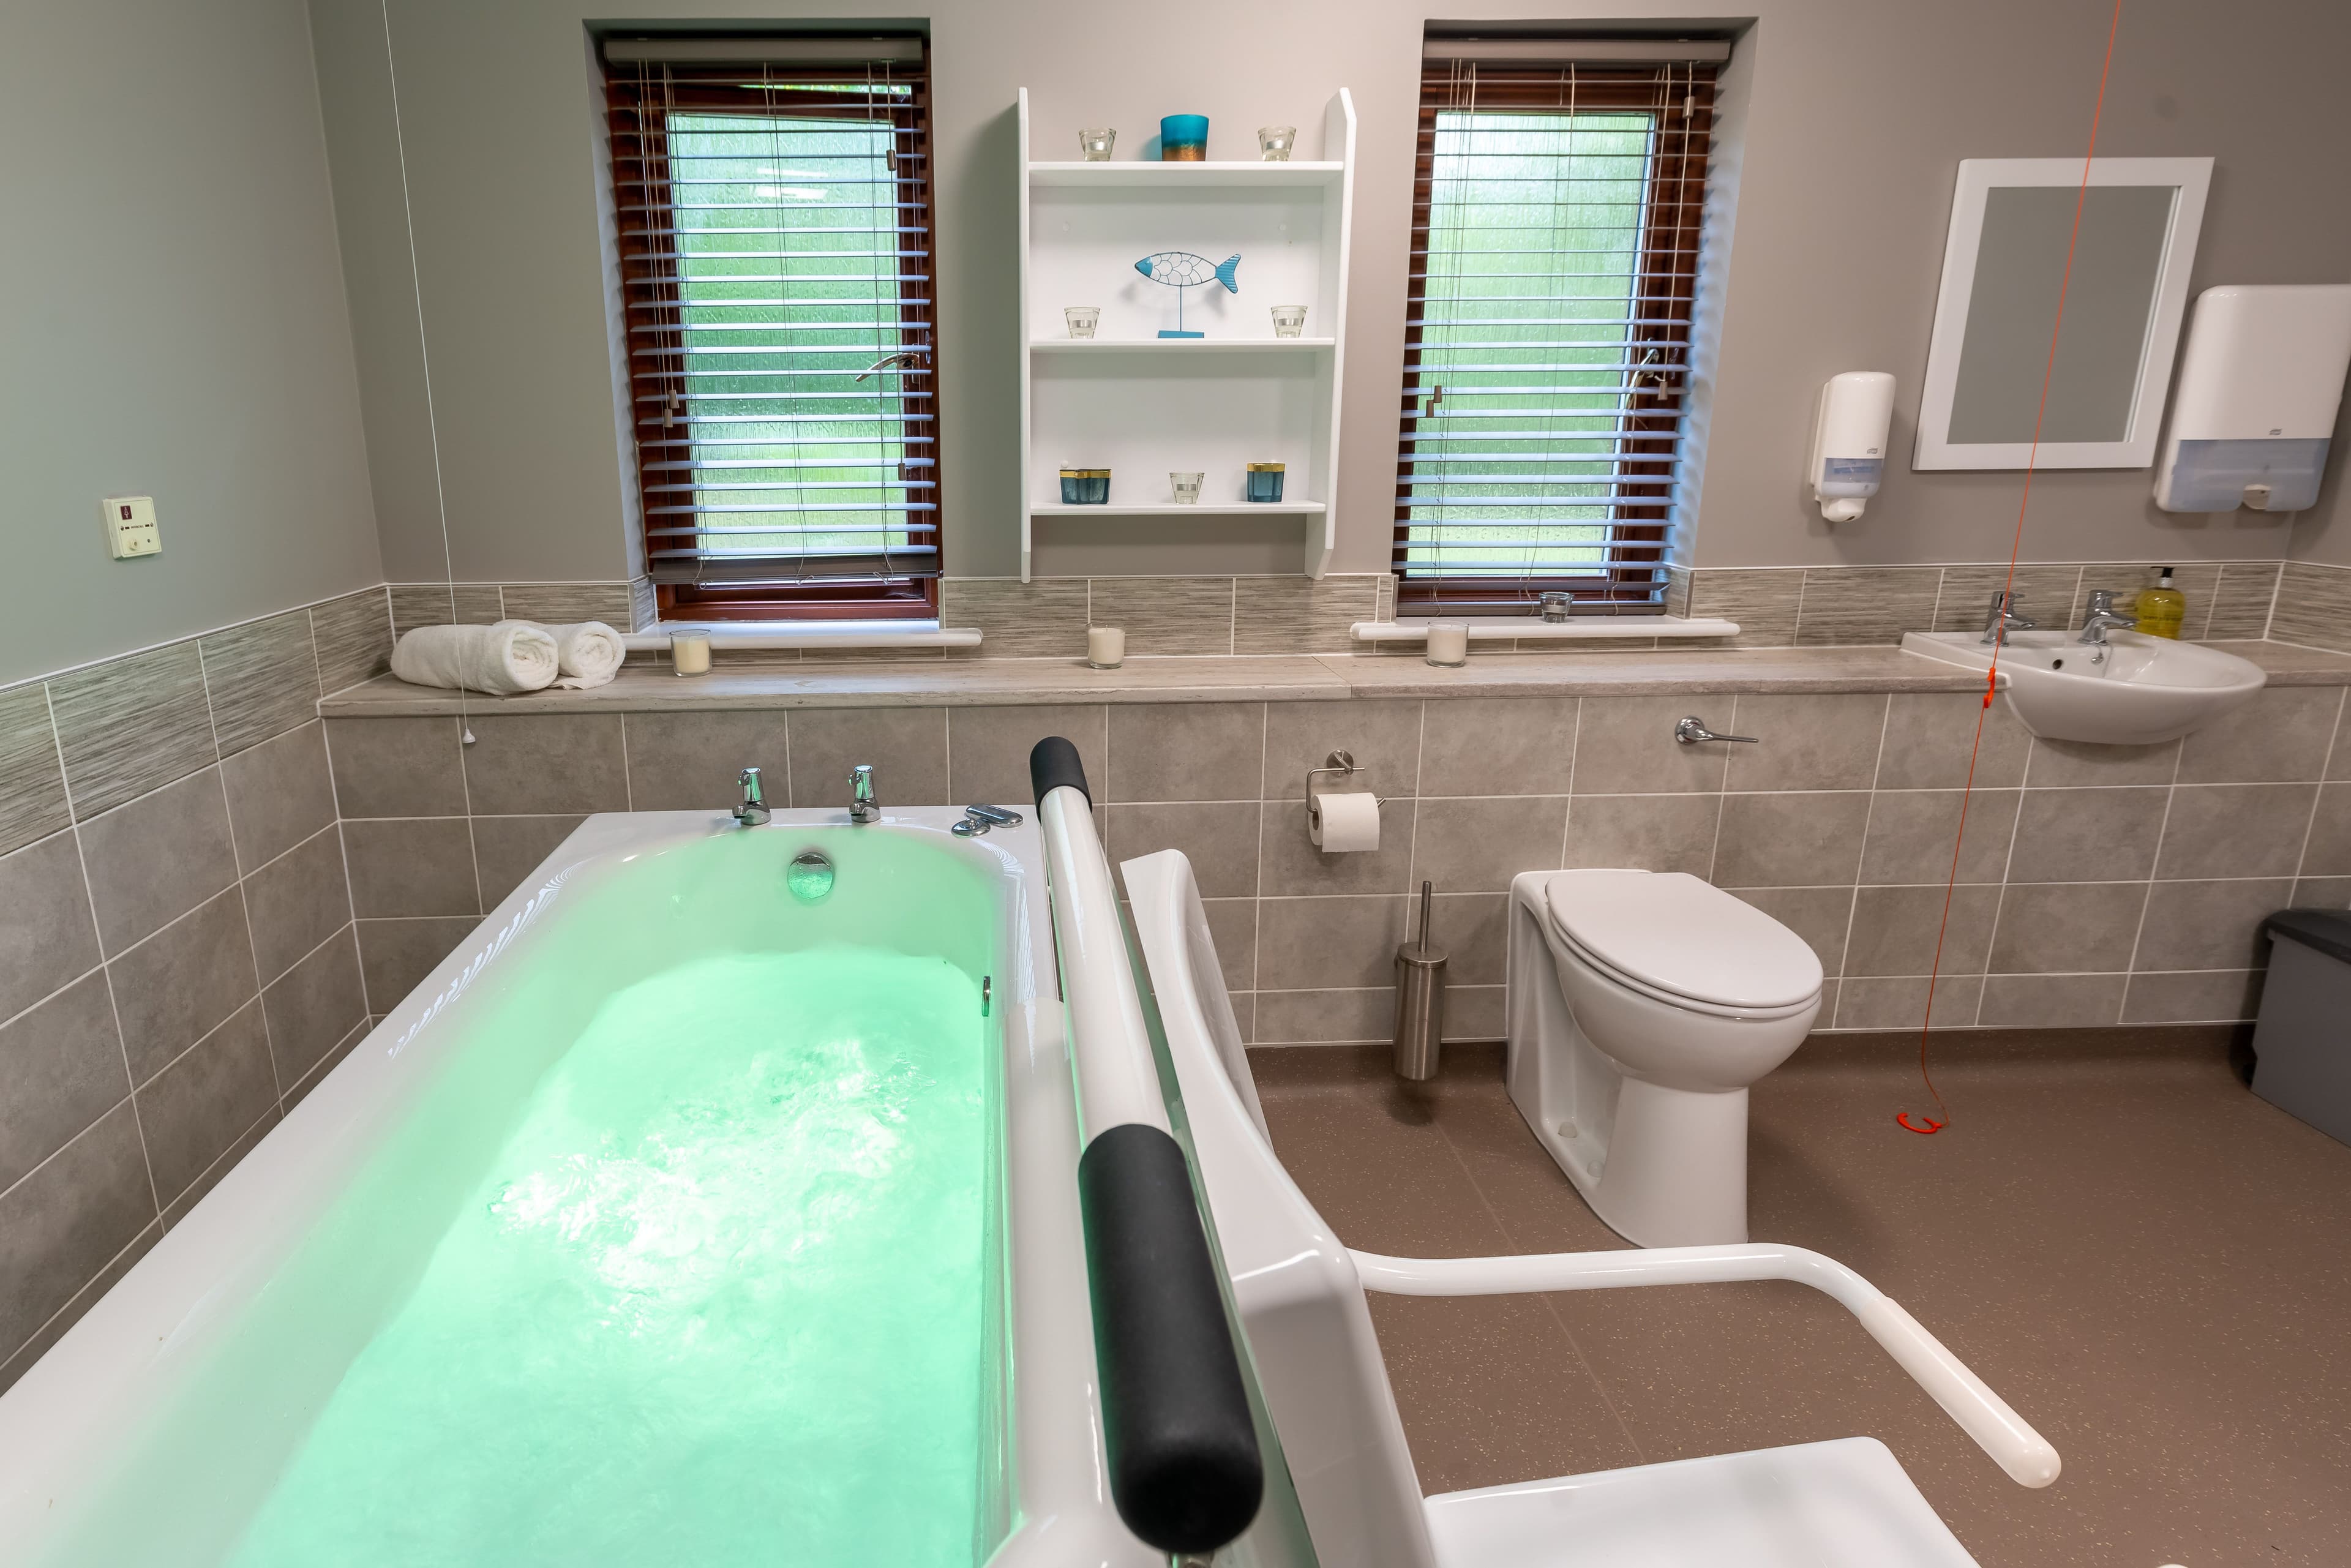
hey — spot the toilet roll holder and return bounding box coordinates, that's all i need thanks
[1306,750,1384,831]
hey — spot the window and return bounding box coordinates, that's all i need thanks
[1393,40,1724,615]
[601,36,939,621]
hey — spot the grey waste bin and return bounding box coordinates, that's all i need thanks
[2250,908,2351,1146]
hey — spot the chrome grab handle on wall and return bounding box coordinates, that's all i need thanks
[1674,716,1758,746]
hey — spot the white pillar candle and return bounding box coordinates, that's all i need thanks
[670,631,712,677]
[1087,626,1125,669]
[1425,623,1469,667]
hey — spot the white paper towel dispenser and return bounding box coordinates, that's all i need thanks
[2154,283,2351,512]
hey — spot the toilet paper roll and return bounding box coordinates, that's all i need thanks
[1309,790,1381,853]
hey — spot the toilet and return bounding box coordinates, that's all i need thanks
[1507,869,1824,1248]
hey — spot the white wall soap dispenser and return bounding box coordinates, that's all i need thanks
[1808,372,1896,522]
[2154,283,2351,512]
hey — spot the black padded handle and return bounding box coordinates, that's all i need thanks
[1029,735,1092,806]
[1076,1122,1264,1553]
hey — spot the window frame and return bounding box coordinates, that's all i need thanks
[602,39,942,622]
[1392,59,1717,617]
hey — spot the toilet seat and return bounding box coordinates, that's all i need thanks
[1544,871,1823,1019]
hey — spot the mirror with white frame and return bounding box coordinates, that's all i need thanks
[1913,156,2211,470]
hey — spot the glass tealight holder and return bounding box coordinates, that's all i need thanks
[1245,463,1286,503]
[1078,128,1116,161]
[1270,305,1308,338]
[1160,114,1209,162]
[1258,125,1297,162]
[1059,468,1110,505]
[1063,306,1100,339]
[1170,471,1204,505]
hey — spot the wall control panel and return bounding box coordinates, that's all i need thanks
[102,496,160,559]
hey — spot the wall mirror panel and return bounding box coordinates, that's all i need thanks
[1914,156,2212,471]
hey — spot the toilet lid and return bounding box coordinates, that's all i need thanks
[1544,870,1823,1010]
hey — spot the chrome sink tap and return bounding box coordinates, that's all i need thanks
[2077,589,2136,646]
[848,763,879,823]
[733,766,770,827]
[1980,590,2038,647]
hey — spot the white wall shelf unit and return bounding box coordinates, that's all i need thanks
[1016,88,1356,581]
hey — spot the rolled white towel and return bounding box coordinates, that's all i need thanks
[390,621,560,696]
[538,621,625,689]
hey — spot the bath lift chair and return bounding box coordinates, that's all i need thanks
[1121,849,2060,1568]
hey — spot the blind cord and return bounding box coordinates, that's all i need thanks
[378,0,471,747]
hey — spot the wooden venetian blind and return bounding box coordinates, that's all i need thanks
[1393,40,1724,614]
[602,36,939,620]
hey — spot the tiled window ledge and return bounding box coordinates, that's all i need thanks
[1351,615,1741,642]
[314,639,2351,719]
[620,621,982,651]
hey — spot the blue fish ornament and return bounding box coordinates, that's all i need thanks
[1133,250,1240,337]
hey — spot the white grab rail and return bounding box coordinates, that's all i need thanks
[1036,781,1169,1141]
[1351,1244,2062,1489]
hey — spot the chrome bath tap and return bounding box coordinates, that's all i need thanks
[1980,590,2038,647]
[733,766,770,827]
[848,763,879,823]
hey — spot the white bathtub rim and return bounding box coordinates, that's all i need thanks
[0,807,1151,1567]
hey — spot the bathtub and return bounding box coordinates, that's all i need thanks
[0,808,1163,1566]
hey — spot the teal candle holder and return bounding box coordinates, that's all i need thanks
[1160,114,1208,161]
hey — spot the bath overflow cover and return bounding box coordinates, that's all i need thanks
[787,850,836,902]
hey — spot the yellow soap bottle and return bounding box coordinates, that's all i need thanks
[2135,566,2185,639]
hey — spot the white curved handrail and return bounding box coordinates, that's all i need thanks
[1350,1244,2061,1489]
[1037,782,1169,1141]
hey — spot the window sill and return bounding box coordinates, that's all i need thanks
[1350,615,1741,643]
[623,620,983,652]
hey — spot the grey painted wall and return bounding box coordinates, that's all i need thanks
[307,0,2351,590]
[0,0,381,686]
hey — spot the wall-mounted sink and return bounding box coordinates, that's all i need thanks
[1900,629,2266,745]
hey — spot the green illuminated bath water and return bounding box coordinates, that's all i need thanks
[224,948,985,1567]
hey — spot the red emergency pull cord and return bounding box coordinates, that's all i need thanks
[1900,0,2122,1138]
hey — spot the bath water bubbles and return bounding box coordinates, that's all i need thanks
[787,850,836,902]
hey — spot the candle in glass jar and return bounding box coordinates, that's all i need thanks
[670,631,712,677]
[1425,623,1469,667]
[1087,626,1125,669]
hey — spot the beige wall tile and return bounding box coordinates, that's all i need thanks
[940,578,1090,659]
[1978,973,2128,1028]
[1794,566,1939,646]
[1087,577,1234,656]
[1712,792,1870,887]
[1106,703,1265,803]
[1989,882,2146,975]
[1234,575,1379,656]
[1685,569,1802,648]
[1723,693,1887,791]
[1561,793,1719,876]
[947,705,1106,805]
[1417,697,1575,797]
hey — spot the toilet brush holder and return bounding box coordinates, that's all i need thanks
[1393,880,1447,1081]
